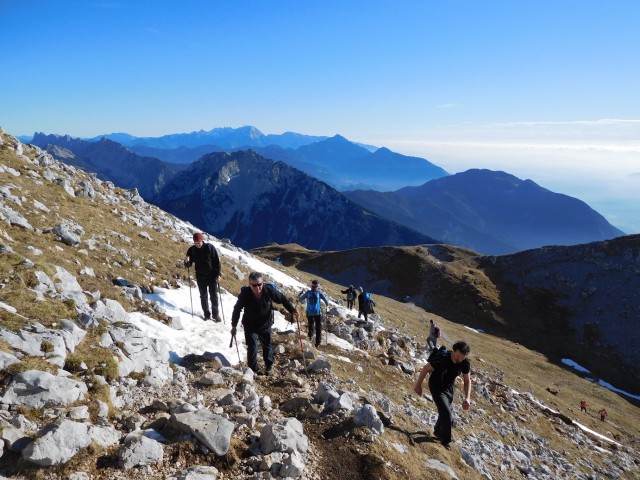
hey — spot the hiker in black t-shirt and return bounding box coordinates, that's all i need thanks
[184,232,222,321]
[414,341,472,448]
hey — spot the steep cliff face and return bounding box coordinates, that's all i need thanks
[480,235,640,388]
[154,150,438,250]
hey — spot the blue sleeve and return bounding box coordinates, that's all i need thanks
[320,293,329,305]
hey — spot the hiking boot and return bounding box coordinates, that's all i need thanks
[212,313,222,323]
[204,313,211,321]
[265,367,273,377]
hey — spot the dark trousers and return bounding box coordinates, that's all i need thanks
[196,275,218,317]
[346,299,354,309]
[431,386,455,444]
[244,326,273,373]
[358,310,368,321]
[307,314,322,346]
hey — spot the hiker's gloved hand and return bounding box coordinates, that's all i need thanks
[183,260,192,268]
[231,326,237,336]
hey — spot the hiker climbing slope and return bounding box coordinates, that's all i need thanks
[427,319,441,350]
[341,284,357,310]
[357,286,375,322]
[298,280,329,348]
[230,272,298,375]
[184,232,222,321]
[414,341,472,448]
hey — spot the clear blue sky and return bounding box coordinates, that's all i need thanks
[1,1,639,232]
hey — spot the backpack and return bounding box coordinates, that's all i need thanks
[263,282,279,306]
[306,290,321,315]
[433,326,441,338]
[428,345,448,363]
[363,292,375,314]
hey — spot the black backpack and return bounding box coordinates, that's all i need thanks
[428,346,448,363]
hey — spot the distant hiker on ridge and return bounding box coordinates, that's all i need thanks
[414,341,472,448]
[357,286,375,322]
[341,284,357,310]
[184,232,221,321]
[600,408,607,421]
[231,272,299,375]
[427,319,441,351]
[299,280,329,348]
[580,400,589,413]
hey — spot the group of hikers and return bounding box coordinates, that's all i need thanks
[181,233,481,449]
[580,400,608,421]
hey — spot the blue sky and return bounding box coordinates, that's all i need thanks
[1,1,639,233]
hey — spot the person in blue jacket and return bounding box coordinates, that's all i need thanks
[298,280,329,347]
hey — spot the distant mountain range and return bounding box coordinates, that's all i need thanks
[344,169,624,254]
[32,133,437,250]
[30,128,625,254]
[30,126,448,191]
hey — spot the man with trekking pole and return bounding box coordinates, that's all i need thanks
[230,272,298,376]
[184,232,222,322]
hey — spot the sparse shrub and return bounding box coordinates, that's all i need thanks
[128,370,147,381]
[94,357,119,382]
[95,323,108,336]
[64,353,84,373]
[63,298,77,312]
[40,340,54,353]
[16,405,43,422]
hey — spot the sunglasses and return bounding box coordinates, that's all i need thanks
[250,283,264,288]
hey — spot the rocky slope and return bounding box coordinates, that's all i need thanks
[251,239,640,395]
[0,129,638,480]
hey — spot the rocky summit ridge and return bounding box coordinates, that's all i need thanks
[0,128,638,479]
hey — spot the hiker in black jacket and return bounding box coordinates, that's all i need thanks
[341,284,357,310]
[184,232,222,322]
[414,341,472,448]
[231,272,299,375]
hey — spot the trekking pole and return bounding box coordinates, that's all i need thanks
[229,333,241,363]
[325,304,328,345]
[293,302,307,368]
[218,283,226,324]
[187,265,194,318]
